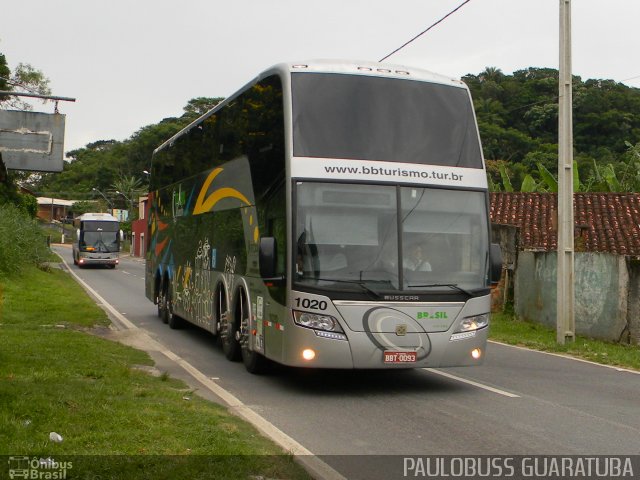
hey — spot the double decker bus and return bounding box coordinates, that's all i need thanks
[145,60,502,373]
[72,212,122,268]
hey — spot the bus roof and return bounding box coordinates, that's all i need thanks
[77,212,118,222]
[273,60,467,88]
[153,59,468,155]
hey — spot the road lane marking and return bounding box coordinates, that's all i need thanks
[489,340,640,375]
[423,368,521,398]
[54,249,346,480]
[56,252,139,331]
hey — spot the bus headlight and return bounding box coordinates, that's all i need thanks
[293,311,344,333]
[455,314,489,333]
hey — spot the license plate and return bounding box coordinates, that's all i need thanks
[383,351,417,363]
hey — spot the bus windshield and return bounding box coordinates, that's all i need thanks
[294,182,489,294]
[80,231,119,253]
[291,72,482,168]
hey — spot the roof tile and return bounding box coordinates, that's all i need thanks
[490,192,640,255]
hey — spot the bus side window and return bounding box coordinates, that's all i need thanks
[263,181,286,275]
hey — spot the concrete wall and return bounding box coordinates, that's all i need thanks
[514,251,630,342]
[625,258,640,344]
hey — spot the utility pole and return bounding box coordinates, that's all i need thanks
[557,0,575,344]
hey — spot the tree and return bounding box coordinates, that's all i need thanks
[0,52,10,97]
[112,174,144,221]
[70,200,97,216]
[0,48,51,212]
[0,60,51,111]
[181,97,223,121]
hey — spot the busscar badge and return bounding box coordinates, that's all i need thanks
[395,324,408,336]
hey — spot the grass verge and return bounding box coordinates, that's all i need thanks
[0,266,310,479]
[490,311,640,371]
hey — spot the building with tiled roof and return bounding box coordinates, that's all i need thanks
[490,192,640,256]
[490,192,640,344]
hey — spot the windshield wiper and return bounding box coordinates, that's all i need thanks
[311,277,384,299]
[95,236,112,253]
[407,283,480,297]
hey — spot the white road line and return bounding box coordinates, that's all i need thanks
[423,368,521,398]
[54,249,346,480]
[490,340,640,375]
[57,253,139,331]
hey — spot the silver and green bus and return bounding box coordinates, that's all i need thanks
[72,212,122,268]
[145,60,502,373]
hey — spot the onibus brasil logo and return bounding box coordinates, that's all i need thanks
[8,456,72,479]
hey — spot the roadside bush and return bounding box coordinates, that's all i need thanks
[0,203,51,275]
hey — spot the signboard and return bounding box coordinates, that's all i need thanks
[0,109,65,172]
[112,209,129,222]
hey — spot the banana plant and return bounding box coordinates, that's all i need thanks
[520,174,538,192]
[536,161,582,192]
[498,163,514,192]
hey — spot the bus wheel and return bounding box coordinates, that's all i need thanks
[168,310,183,330]
[160,288,170,324]
[241,336,268,373]
[238,293,268,374]
[221,311,241,361]
[213,285,227,347]
[155,278,162,318]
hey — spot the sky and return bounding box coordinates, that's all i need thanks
[2,0,640,156]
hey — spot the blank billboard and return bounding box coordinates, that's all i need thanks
[0,110,65,172]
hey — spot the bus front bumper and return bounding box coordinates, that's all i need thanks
[78,254,119,266]
[278,325,488,369]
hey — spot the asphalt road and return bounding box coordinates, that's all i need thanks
[53,246,640,480]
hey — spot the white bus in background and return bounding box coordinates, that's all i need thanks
[72,212,122,268]
[146,60,502,373]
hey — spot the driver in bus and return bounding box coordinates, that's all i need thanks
[404,243,432,272]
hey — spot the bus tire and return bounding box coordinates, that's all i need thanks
[238,293,268,374]
[160,286,170,325]
[221,313,241,361]
[155,276,162,318]
[242,345,268,374]
[168,311,183,330]
[213,284,227,344]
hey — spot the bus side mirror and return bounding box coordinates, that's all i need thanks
[259,237,278,279]
[490,243,503,285]
[76,228,80,238]
[119,230,124,241]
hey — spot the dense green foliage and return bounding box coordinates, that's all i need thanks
[0,52,10,96]
[465,67,640,191]
[0,204,51,275]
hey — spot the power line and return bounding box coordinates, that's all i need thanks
[379,0,474,62]
[621,74,640,83]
